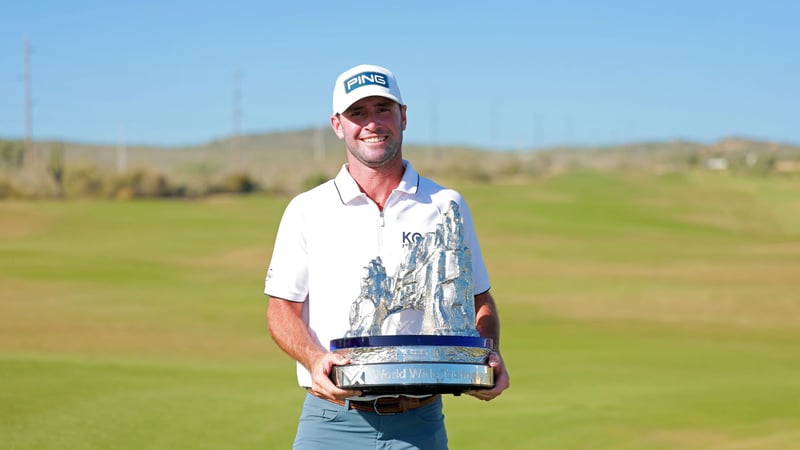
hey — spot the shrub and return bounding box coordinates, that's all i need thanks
[302,172,330,191]
[110,168,173,198]
[0,141,24,169]
[219,171,258,193]
[62,166,106,198]
[0,177,14,198]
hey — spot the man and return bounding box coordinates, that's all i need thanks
[265,64,509,449]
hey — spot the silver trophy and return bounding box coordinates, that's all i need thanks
[330,201,494,394]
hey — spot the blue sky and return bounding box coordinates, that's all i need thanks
[1,1,798,150]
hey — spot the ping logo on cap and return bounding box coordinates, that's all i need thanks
[344,71,389,93]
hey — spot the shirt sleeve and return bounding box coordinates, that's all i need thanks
[264,196,309,302]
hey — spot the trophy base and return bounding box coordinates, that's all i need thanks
[331,362,494,395]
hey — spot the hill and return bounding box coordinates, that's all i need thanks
[2,131,799,198]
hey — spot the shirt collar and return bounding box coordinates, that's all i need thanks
[333,160,420,205]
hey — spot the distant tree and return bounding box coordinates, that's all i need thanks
[220,171,258,193]
[48,144,65,195]
[63,166,105,198]
[302,172,329,191]
[0,141,24,168]
[686,152,700,168]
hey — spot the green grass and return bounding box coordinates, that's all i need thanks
[2,171,800,449]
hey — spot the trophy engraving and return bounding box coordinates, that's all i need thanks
[330,201,494,394]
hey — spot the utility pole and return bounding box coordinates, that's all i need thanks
[116,125,127,173]
[23,35,34,167]
[232,69,241,170]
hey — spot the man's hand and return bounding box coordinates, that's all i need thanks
[470,291,509,401]
[308,351,363,401]
[267,297,362,401]
[466,351,509,401]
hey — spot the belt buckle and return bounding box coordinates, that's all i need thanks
[371,399,399,416]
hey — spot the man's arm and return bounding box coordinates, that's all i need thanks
[468,290,510,400]
[266,296,362,400]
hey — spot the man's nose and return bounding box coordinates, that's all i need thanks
[362,111,381,128]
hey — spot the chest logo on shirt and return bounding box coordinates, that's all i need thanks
[402,231,424,245]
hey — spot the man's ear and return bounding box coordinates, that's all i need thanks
[330,114,345,139]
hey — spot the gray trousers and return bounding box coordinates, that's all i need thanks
[293,393,448,449]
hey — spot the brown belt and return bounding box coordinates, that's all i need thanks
[320,393,441,415]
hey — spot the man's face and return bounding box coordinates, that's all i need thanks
[331,96,407,169]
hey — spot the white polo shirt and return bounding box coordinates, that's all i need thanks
[264,160,490,387]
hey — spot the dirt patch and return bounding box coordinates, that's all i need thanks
[0,202,57,239]
[633,425,800,450]
[498,258,800,331]
[170,246,273,271]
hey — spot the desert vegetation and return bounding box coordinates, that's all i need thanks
[1,132,798,200]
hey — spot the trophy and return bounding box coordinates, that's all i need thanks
[330,201,494,395]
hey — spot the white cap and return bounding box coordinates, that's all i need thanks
[332,64,403,115]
